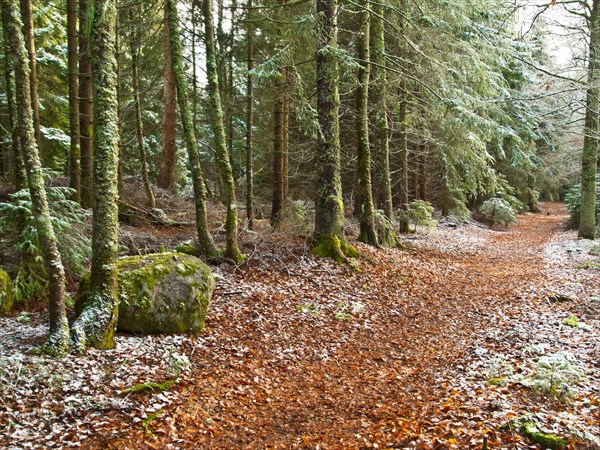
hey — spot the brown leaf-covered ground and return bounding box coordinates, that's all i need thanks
[1,203,598,449]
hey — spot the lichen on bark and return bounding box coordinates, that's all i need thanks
[355,8,378,247]
[202,0,245,265]
[71,0,120,352]
[166,0,220,259]
[313,0,356,262]
[3,0,69,356]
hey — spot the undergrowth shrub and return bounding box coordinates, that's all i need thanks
[274,200,309,236]
[397,200,437,231]
[521,351,586,400]
[0,187,91,304]
[479,197,516,227]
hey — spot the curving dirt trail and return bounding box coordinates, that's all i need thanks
[86,203,598,449]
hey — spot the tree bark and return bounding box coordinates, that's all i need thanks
[202,0,244,264]
[166,0,219,258]
[128,8,156,209]
[157,0,178,190]
[271,83,284,225]
[245,0,254,229]
[398,82,410,233]
[3,0,69,356]
[1,4,26,190]
[355,8,377,247]
[282,68,290,203]
[19,0,41,149]
[370,4,393,222]
[71,0,120,352]
[79,0,94,207]
[419,145,427,201]
[579,0,600,239]
[67,0,80,201]
[313,0,355,262]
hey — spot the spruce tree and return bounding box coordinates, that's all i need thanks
[313,0,357,262]
[71,0,121,351]
[166,0,219,258]
[2,0,69,356]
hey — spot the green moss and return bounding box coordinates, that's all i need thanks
[563,315,580,327]
[142,409,164,435]
[122,379,177,395]
[487,377,508,386]
[77,252,214,336]
[174,241,195,255]
[521,421,568,449]
[0,269,14,314]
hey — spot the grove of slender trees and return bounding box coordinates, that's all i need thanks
[0,0,598,352]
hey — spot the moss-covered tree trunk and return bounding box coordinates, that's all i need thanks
[67,0,80,201]
[71,0,120,351]
[579,0,600,239]
[271,81,284,225]
[313,0,356,262]
[116,16,124,195]
[202,0,244,264]
[157,0,177,190]
[166,0,219,258]
[370,5,393,222]
[128,8,156,209]
[19,0,40,149]
[79,0,94,208]
[3,0,69,356]
[398,81,410,233]
[245,0,254,229]
[355,8,377,247]
[1,4,26,190]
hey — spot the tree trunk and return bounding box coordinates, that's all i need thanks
[157,0,177,190]
[19,0,41,149]
[202,0,244,264]
[370,4,393,222]
[128,8,156,209]
[419,145,427,201]
[67,0,80,201]
[579,0,600,239]
[116,16,124,195]
[245,0,254,229]
[398,83,410,233]
[79,0,94,207]
[166,0,219,258]
[3,0,69,356]
[313,0,355,262]
[282,68,290,203]
[355,8,377,246]
[1,4,26,190]
[271,84,284,225]
[71,0,120,352]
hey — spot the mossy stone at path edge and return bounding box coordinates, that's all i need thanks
[75,252,215,335]
[0,269,14,314]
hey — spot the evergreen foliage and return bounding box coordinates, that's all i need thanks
[0,187,90,303]
[479,198,516,228]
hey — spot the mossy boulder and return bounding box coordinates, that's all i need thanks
[75,252,215,335]
[0,269,14,314]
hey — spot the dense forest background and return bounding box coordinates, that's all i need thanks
[0,0,588,212]
[0,0,597,349]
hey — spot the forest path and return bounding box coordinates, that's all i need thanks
[95,202,598,449]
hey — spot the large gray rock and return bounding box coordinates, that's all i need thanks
[76,252,215,335]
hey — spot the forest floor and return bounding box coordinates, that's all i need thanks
[0,202,599,449]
